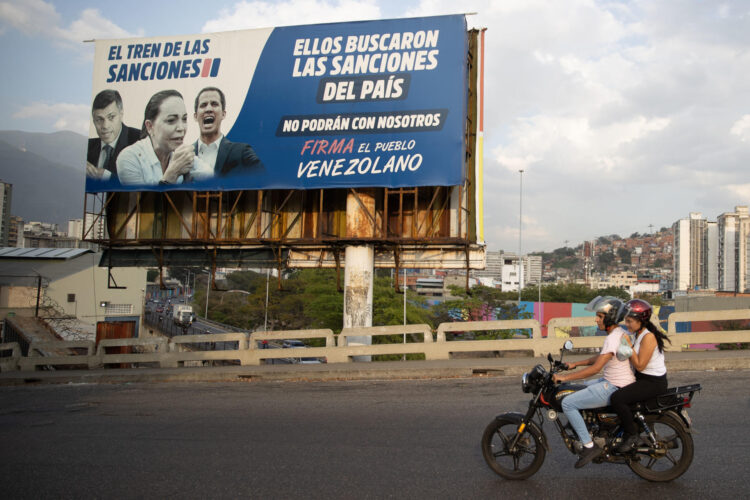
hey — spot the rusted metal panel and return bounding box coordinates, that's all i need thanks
[96,320,136,368]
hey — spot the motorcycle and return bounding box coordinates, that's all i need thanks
[481,340,700,482]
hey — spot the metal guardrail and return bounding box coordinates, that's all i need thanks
[1,310,749,372]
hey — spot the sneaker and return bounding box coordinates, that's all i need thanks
[575,444,603,468]
[616,434,638,453]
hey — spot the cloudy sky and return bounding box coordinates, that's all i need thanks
[1,0,749,252]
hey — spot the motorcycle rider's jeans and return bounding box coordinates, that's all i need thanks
[561,378,620,445]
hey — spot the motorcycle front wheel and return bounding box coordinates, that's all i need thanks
[628,412,694,482]
[481,416,546,480]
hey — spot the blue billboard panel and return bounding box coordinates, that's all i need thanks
[85,15,467,193]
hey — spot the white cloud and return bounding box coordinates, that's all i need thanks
[396,0,750,251]
[0,0,138,52]
[726,183,750,199]
[0,0,58,36]
[60,8,136,43]
[13,102,90,134]
[730,115,750,142]
[202,0,382,32]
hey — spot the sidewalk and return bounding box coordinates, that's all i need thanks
[1,350,749,386]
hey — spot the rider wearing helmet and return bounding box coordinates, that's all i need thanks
[609,298,671,452]
[552,296,636,468]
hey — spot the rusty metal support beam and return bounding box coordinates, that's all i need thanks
[164,192,194,238]
[348,188,377,235]
[261,190,295,239]
[415,186,441,236]
[112,195,139,241]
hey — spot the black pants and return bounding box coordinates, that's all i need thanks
[610,372,668,435]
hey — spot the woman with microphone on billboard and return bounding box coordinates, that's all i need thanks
[117,89,212,185]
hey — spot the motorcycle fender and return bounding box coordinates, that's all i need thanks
[496,412,550,451]
[668,409,694,433]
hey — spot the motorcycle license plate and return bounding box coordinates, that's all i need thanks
[681,408,692,427]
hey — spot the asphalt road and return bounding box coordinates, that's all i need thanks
[0,370,747,499]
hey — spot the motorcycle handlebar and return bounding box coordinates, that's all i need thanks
[552,360,569,371]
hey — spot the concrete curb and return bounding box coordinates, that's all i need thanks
[1,351,749,386]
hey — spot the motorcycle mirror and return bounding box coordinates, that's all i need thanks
[547,353,554,363]
[563,340,574,351]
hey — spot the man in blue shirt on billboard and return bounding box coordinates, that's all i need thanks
[193,86,264,177]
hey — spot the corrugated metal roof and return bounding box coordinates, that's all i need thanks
[0,247,92,259]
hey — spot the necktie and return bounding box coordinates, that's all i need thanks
[103,144,114,172]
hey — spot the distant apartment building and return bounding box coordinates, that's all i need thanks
[500,253,522,292]
[72,213,105,240]
[706,221,719,290]
[68,218,83,239]
[473,250,503,280]
[717,206,749,292]
[673,212,708,291]
[7,215,22,247]
[673,207,748,293]
[0,181,11,246]
[523,255,542,285]
[472,251,542,291]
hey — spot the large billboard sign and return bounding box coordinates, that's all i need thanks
[85,15,468,193]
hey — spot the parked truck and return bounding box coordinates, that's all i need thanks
[173,304,193,331]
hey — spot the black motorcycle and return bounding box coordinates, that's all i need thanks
[481,341,700,482]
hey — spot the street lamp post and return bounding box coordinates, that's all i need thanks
[205,271,210,318]
[264,268,270,332]
[518,169,524,304]
[403,268,407,361]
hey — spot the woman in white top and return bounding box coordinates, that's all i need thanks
[610,298,671,452]
[117,89,212,185]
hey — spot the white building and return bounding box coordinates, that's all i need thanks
[0,248,147,337]
[523,255,542,285]
[706,221,719,290]
[673,212,707,291]
[69,213,105,240]
[499,253,521,292]
[717,206,749,292]
[474,250,503,280]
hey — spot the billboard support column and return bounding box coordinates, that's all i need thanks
[343,190,376,361]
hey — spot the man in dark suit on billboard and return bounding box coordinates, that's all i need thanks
[86,89,140,182]
[193,86,263,177]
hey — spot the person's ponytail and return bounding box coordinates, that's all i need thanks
[645,320,671,353]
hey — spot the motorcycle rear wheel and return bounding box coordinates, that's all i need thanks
[628,412,693,482]
[481,417,546,480]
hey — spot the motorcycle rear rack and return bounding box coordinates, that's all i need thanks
[642,383,701,412]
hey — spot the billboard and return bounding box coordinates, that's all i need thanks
[85,15,468,193]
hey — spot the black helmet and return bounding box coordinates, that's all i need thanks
[585,296,626,328]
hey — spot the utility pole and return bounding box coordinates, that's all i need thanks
[518,169,524,303]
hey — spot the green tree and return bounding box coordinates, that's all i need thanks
[634,292,665,306]
[598,251,615,269]
[617,247,631,263]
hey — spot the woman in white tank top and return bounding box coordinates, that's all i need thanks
[609,299,671,453]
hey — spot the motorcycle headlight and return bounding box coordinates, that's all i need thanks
[522,364,546,394]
